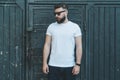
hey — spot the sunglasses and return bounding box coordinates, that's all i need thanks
[54,10,65,16]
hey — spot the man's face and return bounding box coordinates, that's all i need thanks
[54,7,67,23]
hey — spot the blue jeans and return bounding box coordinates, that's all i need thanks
[48,66,76,80]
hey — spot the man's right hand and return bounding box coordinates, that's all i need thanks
[42,64,49,74]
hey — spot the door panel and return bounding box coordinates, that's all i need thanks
[0,1,25,80]
[27,4,86,80]
[87,4,120,80]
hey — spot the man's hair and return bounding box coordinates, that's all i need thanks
[54,3,68,10]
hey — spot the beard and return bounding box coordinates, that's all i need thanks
[56,16,66,24]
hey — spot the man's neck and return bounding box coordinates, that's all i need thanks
[63,18,69,23]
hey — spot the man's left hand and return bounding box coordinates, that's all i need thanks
[72,65,80,75]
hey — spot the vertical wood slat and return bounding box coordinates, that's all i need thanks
[87,6,94,80]
[0,7,3,51]
[3,6,10,80]
[9,6,16,80]
[115,8,120,80]
[0,6,4,80]
[93,7,99,80]
[16,7,20,80]
[17,6,24,80]
[99,7,104,80]
[109,7,115,80]
[104,7,110,80]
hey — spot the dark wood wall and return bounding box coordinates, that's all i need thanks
[0,0,120,80]
[0,0,25,80]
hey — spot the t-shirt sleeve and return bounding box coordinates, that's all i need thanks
[46,25,52,36]
[74,25,82,37]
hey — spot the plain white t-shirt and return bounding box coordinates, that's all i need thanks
[46,21,82,67]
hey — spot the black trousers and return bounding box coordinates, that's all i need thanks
[48,66,76,80]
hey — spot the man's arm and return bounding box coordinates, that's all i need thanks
[75,36,82,64]
[72,36,82,75]
[42,35,52,74]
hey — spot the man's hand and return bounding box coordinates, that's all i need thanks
[72,65,80,75]
[42,63,49,74]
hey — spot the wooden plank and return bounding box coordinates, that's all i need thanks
[88,6,94,80]
[15,6,22,80]
[9,6,16,80]
[104,7,110,80]
[28,5,34,31]
[99,7,105,80]
[0,7,3,50]
[109,7,115,80]
[3,6,10,80]
[93,7,99,80]
[0,6,4,80]
[0,6,4,58]
[28,0,120,3]
[0,0,14,2]
[115,7,120,80]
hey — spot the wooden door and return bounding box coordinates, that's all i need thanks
[27,4,86,80]
[0,0,25,80]
[87,4,120,80]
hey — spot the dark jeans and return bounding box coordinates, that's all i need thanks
[48,66,76,80]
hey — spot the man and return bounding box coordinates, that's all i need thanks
[42,3,82,80]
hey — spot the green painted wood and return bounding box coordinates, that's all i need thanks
[88,6,94,80]
[109,7,115,80]
[9,6,16,80]
[115,7,120,80]
[87,4,120,80]
[0,0,15,1]
[3,5,10,80]
[0,5,4,80]
[99,7,105,80]
[0,0,25,80]
[29,0,120,3]
[93,7,99,80]
[1,1,120,80]
[104,7,110,80]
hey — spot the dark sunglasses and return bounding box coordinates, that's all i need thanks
[54,10,65,16]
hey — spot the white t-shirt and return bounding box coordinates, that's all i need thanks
[46,21,82,67]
